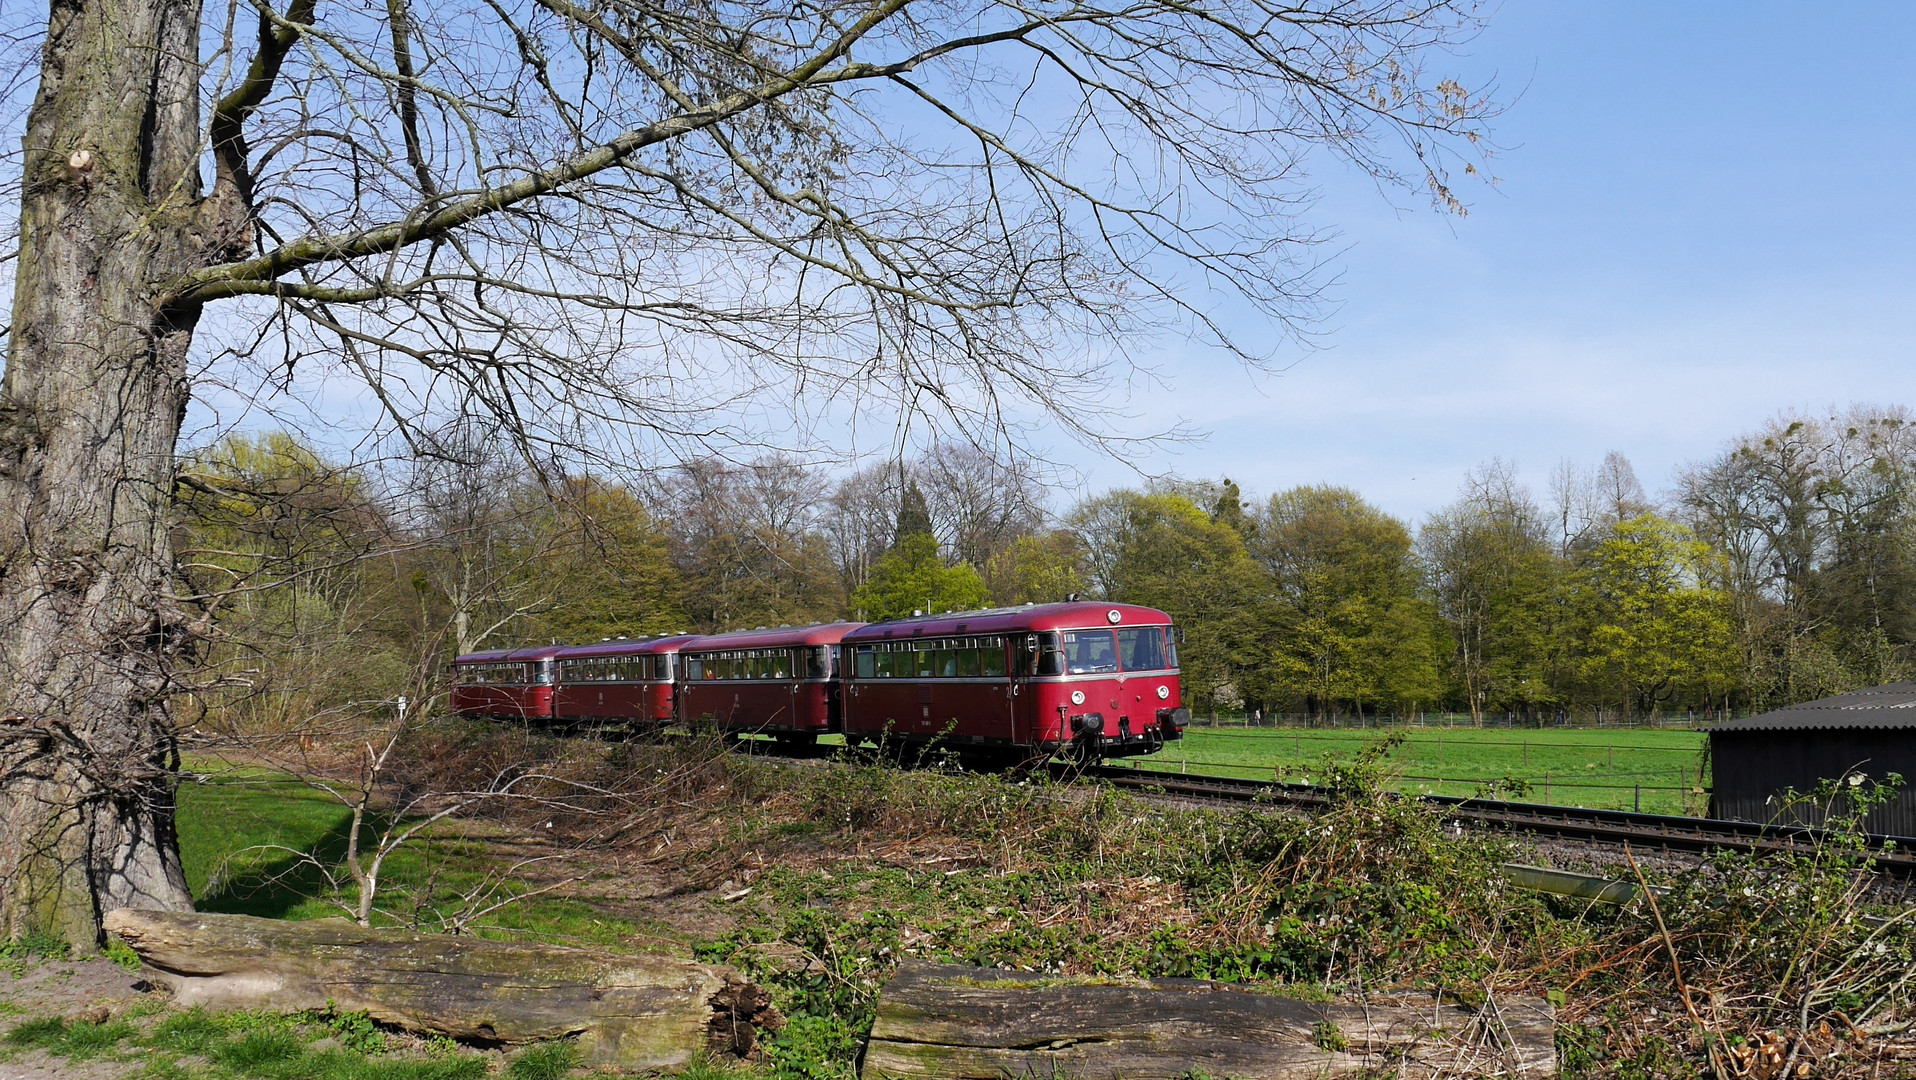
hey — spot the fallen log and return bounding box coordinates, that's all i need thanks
[104,909,778,1070]
[863,961,1554,1079]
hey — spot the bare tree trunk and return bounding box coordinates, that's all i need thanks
[0,0,241,946]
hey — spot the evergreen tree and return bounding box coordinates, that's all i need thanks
[895,480,935,542]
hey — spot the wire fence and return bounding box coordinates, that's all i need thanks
[1192,709,1733,731]
[1184,727,1702,753]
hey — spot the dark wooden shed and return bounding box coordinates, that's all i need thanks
[1709,682,1916,836]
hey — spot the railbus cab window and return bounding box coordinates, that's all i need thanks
[1062,630,1117,675]
[1117,627,1168,672]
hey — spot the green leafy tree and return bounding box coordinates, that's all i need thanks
[852,533,989,620]
[995,531,1086,605]
[1574,515,1740,718]
[526,478,689,643]
[1068,490,1263,710]
[1252,486,1446,718]
[176,434,409,730]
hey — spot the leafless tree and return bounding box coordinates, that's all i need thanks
[1675,406,1916,696]
[823,461,909,601]
[402,424,566,656]
[918,441,1046,583]
[0,0,1494,944]
[665,455,837,627]
[1594,450,1652,526]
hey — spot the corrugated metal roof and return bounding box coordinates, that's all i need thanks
[1712,682,1916,732]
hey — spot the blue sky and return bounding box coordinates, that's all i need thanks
[1070,2,1916,521]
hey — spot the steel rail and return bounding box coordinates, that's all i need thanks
[1075,764,1916,874]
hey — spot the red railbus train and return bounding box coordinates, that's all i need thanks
[452,604,1186,761]
[839,602,1186,760]
[448,644,566,723]
[552,635,697,731]
[674,623,863,743]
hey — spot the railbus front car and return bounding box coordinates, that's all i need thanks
[449,645,565,724]
[840,602,1187,761]
[551,634,696,734]
[676,623,865,744]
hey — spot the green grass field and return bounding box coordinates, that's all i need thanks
[1121,725,1711,815]
[174,765,648,947]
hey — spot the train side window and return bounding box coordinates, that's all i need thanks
[915,645,936,678]
[854,648,875,678]
[981,641,1007,677]
[774,652,792,680]
[957,647,980,677]
[808,646,831,680]
[1118,627,1166,672]
[935,647,958,678]
[1062,631,1116,674]
[1034,632,1064,676]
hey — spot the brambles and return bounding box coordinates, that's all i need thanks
[1554,775,1916,1078]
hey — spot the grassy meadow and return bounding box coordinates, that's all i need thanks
[173,764,651,947]
[1118,723,1712,815]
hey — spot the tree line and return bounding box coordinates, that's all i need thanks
[181,405,1916,728]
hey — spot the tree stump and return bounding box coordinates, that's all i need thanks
[104,909,779,1070]
[863,961,1554,1079]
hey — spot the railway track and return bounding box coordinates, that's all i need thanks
[1077,763,1916,874]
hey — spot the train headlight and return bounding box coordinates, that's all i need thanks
[1156,685,1170,700]
[1071,690,1086,705]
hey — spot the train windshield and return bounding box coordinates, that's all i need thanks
[1062,631,1117,675]
[1117,627,1167,671]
